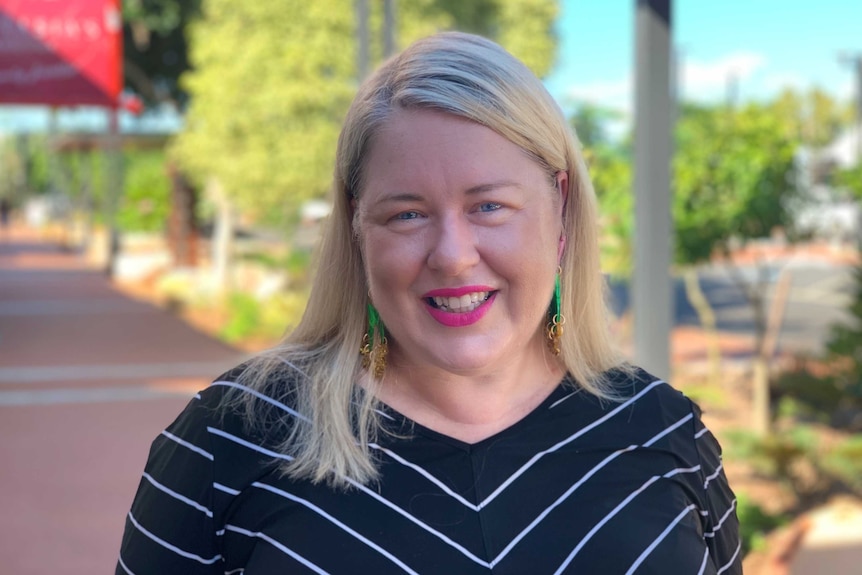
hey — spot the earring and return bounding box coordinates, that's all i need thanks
[547,269,566,356]
[360,303,388,378]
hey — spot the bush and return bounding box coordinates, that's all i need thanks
[736,493,787,556]
[117,150,171,233]
[218,290,309,345]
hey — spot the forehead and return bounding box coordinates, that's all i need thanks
[361,108,545,193]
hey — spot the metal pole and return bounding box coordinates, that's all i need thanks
[356,0,370,80]
[633,0,673,381]
[105,108,121,277]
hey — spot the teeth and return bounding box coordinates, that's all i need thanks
[431,291,490,312]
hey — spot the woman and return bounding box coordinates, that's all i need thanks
[118,32,741,574]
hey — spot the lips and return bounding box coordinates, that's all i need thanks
[422,286,497,327]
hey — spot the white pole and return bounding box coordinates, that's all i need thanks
[633,0,673,381]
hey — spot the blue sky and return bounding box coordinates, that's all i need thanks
[544,0,862,116]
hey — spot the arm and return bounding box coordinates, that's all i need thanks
[691,403,742,575]
[116,395,223,574]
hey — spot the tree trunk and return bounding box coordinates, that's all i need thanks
[683,267,722,386]
[207,177,234,298]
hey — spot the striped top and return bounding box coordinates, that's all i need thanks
[117,367,741,574]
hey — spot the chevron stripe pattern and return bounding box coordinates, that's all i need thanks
[117,368,741,574]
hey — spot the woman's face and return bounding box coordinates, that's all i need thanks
[356,108,567,376]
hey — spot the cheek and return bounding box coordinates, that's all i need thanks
[361,230,424,295]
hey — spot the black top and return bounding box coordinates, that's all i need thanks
[117,367,741,574]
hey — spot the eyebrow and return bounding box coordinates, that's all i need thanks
[370,180,522,206]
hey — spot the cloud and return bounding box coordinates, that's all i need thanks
[680,51,767,101]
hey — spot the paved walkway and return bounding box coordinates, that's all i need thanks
[0,225,245,575]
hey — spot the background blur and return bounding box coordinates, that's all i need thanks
[1,1,861,573]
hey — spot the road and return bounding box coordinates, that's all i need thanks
[608,260,857,358]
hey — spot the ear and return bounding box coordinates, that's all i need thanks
[555,170,568,263]
[555,170,569,219]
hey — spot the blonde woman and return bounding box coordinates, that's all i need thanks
[118,32,740,575]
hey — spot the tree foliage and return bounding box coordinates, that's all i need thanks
[122,0,202,106]
[673,103,799,265]
[171,0,559,224]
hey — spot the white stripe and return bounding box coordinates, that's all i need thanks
[207,426,486,566]
[703,462,724,489]
[143,472,213,517]
[216,529,226,536]
[663,465,701,479]
[493,415,695,566]
[694,427,709,439]
[207,426,294,461]
[127,511,222,565]
[252,481,421,575]
[210,380,310,422]
[224,568,244,575]
[643,414,693,447]
[704,499,737,538]
[225,524,328,574]
[117,554,136,575]
[344,477,491,568]
[696,547,710,575]
[492,445,636,566]
[553,475,662,574]
[480,379,666,508]
[161,430,213,461]
[716,541,741,574]
[549,391,577,409]
[215,482,241,496]
[625,504,697,575]
[195,393,202,400]
[369,443,479,511]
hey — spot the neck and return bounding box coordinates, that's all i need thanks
[375,339,565,443]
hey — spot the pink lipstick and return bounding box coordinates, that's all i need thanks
[422,286,496,327]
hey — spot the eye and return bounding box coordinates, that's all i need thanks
[477,202,502,213]
[392,210,421,221]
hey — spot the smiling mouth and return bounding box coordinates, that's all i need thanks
[427,291,494,313]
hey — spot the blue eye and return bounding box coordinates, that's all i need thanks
[478,202,502,212]
[394,211,420,220]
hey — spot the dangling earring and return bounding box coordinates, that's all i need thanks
[360,303,388,378]
[547,269,566,356]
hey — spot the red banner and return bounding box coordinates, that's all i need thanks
[0,0,122,107]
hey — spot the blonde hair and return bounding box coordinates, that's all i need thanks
[227,32,627,488]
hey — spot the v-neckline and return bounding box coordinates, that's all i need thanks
[377,376,575,453]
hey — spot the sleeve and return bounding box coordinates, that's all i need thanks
[690,401,742,575]
[116,393,223,574]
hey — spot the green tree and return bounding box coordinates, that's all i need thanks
[674,102,799,433]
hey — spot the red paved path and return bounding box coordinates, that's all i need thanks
[0,226,245,575]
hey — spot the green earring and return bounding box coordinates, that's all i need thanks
[360,303,388,378]
[547,270,565,356]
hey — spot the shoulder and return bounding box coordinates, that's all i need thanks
[603,365,696,417]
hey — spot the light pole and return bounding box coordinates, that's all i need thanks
[633,0,673,381]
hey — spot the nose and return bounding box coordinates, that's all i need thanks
[426,214,480,276]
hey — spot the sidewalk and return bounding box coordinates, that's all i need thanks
[0,225,246,575]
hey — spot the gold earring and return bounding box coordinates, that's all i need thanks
[360,303,388,378]
[547,270,566,356]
